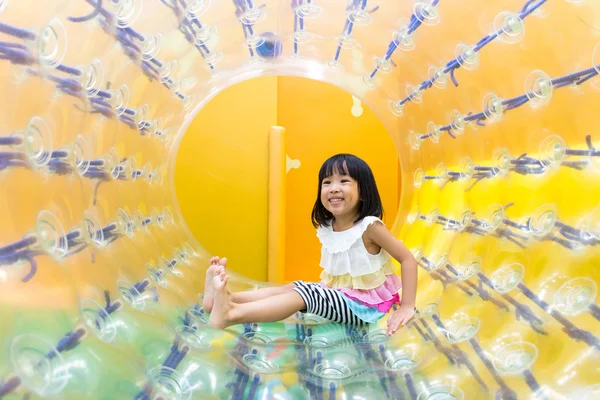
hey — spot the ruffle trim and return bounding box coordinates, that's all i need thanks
[316,216,383,254]
[320,263,398,290]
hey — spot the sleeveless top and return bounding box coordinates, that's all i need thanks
[316,216,402,316]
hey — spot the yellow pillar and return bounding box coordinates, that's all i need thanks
[268,126,286,283]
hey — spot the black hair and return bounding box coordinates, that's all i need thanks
[311,153,384,228]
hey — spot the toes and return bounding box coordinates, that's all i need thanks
[219,257,227,266]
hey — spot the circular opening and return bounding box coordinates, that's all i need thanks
[304,335,329,347]
[373,56,394,75]
[445,315,480,343]
[134,105,150,130]
[392,23,415,51]
[490,263,524,294]
[455,43,478,70]
[587,205,600,240]
[539,134,566,168]
[295,3,322,19]
[427,121,441,143]
[82,59,104,97]
[428,66,447,89]
[435,162,448,184]
[388,99,404,117]
[362,329,389,343]
[186,0,210,17]
[313,361,352,379]
[148,265,168,287]
[492,148,511,176]
[459,208,472,230]
[455,257,481,280]
[434,255,448,270]
[414,1,440,26]
[82,210,104,247]
[110,85,130,116]
[36,210,68,260]
[407,206,420,224]
[492,341,538,375]
[348,8,373,26]
[80,298,117,343]
[10,334,70,397]
[593,42,600,75]
[482,92,504,122]
[73,135,91,176]
[406,85,423,104]
[413,168,424,188]
[116,0,143,29]
[104,148,120,180]
[417,384,464,400]
[419,303,438,316]
[38,18,67,68]
[411,248,424,262]
[243,331,273,344]
[25,116,53,168]
[554,277,597,316]
[142,34,162,61]
[116,208,134,237]
[242,353,280,374]
[148,366,192,400]
[240,6,267,24]
[407,131,422,150]
[485,204,505,232]
[118,279,146,310]
[175,325,209,349]
[189,304,209,323]
[493,11,525,44]
[525,70,553,107]
[528,204,556,237]
[425,209,439,226]
[458,157,474,179]
[192,24,216,46]
[291,29,315,44]
[449,110,465,135]
[385,354,417,371]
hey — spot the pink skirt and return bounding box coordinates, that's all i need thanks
[323,274,402,313]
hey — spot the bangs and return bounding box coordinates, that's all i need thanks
[319,155,357,181]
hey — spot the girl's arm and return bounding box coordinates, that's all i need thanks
[365,222,418,334]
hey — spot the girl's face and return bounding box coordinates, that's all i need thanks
[320,171,360,221]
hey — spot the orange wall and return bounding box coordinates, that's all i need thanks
[175,76,399,282]
[278,77,399,282]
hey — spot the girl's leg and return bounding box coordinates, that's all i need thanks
[209,271,306,329]
[230,283,296,304]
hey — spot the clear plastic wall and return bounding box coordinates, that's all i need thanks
[1,0,599,399]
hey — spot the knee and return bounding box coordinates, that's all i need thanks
[284,283,296,291]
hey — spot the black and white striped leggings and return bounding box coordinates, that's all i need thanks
[293,281,368,326]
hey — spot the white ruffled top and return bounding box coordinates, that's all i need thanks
[316,216,393,287]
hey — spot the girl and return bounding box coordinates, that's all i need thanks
[203,154,418,336]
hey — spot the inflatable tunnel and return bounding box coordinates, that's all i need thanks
[1,0,600,398]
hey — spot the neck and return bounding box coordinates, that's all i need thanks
[332,214,359,231]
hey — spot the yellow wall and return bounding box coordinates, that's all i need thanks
[175,76,399,282]
[174,77,278,281]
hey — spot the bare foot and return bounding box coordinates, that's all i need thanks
[208,270,235,329]
[202,257,227,313]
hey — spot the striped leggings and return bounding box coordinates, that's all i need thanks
[293,281,368,326]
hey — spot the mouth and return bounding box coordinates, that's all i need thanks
[329,197,344,205]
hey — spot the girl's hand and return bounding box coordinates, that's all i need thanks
[387,305,416,336]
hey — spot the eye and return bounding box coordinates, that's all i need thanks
[322,180,331,185]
